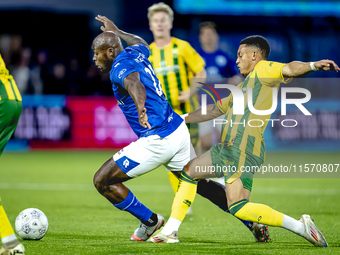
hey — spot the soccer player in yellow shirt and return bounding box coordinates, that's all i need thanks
[146,2,271,242]
[147,2,206,215]
[0,54,25,254]
[150,35,339,245]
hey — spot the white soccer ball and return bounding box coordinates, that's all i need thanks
[15,208,49,240]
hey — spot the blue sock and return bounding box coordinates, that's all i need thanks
[113,190,153,222]
[241,220,252,228]
[224,208,252,229]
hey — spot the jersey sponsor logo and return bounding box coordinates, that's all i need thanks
[134,53,145,63]
[123,159,129,168]
[118,69,127,78]
[154,65,180,76]
[207,66,221,78]
[114,63,120,68]
[117,99,125,105]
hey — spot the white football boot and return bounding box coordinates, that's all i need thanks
[148,231,179,243]
[298,214,328,247]
[0,243,25,255]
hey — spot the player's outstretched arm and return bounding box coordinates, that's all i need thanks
[123,72,151,129]
[95,15,149,50]
[185,104,224,123]
[282,59,340,77]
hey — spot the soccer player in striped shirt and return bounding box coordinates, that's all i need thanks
[0,54,25,254]
[147,2,269,242]
[147,3,205,208]
[150,35,339,245]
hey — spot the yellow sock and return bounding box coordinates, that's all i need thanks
[0,198,15,239]
[231,200,284,227]
[170,171,197,222]
[168,171,179,193]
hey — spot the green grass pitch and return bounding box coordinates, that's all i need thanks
[1,151,339,254]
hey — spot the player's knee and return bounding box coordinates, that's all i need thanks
[182,162,197,179]
[93,170,106,194]
[93,164,110,194]
[183,162,191,175]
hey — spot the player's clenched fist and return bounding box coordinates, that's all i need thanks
[139,108,151,129]
[315,60,340,72]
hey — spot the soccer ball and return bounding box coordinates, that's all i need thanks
[15,208,49,240]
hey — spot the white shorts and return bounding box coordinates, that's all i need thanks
[113,122,197,178]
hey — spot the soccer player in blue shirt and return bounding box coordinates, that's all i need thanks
[92,19,186,241]
[92,15,270,242]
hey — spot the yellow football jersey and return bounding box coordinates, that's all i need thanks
[0,54,21,101]
[149,37,205,115]
[217,60,290,160]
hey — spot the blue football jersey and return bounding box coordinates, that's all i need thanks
[110,44,183,138]
[197,49,237,78]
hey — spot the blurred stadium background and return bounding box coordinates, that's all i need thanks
[1,1,340,253]
[1,0,339,152]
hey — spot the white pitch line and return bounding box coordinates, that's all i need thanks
[0,183,172,193]
[0,182,338,196]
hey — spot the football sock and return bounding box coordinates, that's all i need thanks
[161,217,182,235]
[143,213,158,227]
[168,171,179,192]
[281,214,304,235]
[0,198,20,249]
[169,171,198,222]
[230,199,284,227]
[196,179,252,229]
[113,190,153,223]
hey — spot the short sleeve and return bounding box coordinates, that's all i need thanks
[217,94,233,114]
[255,61,290,87]
[127,44,150,58]
[182,42,205,74]
[110,60,137,87]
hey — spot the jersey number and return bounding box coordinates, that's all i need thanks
[144,64,163,96]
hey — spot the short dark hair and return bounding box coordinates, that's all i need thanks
[240,35,270,59]
[199,21,218,34]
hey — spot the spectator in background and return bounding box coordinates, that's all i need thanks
[30,50,49,95]
[67,57,82,95]
[197,22,241,83]
[45,62,67,94]
[10,47,31,95]
[196,21,242,153]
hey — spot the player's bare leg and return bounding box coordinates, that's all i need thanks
[93,157,131,203]
[93,157,164,241]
